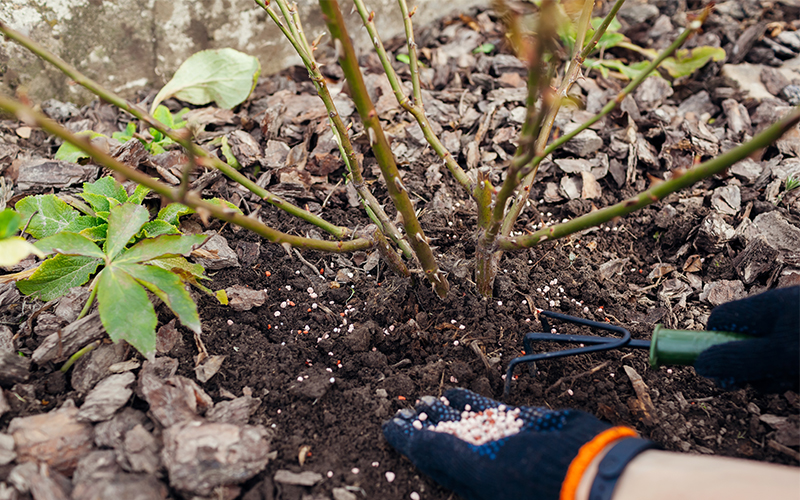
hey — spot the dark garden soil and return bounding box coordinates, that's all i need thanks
[1,1,800,499]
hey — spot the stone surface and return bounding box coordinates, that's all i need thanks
[1,0,484,104]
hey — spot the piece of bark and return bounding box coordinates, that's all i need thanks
[162,420,272,496]
[9,400,94,475]
[623,365,657,426]
[8,462,70,500]
[16,159,99,191]
[273,470,324,487]
[207,395,262,426]
[226,285,267,312]
[733,236,781,284]
[77,372,136,422]
[94,408,148,450]
[699,280,746,306]
[192,232,240,270]
[0,433,16,466]
[139,367,212,428]
[71,341,127,395]
[195,354,226,383]
[73,468,167,500]
[0,351,30,387]
[32,312,105,365]
[123,424,161,474]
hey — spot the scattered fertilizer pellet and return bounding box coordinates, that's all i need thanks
[227,319,233,326]
[297,377,304,382]
[450,319,457,324]
[497,301,503,306]
[667,368,673,374]
[274,311,281,317]
[551,328,557,334]
[330,377,335,384]
[351,468,359,474]
[459,325,465,330]
[385,472,396,483]
[281,301,287,308]
[453,340,459,346]
[372,462,379,467]
[327,471,334,478]
[285,285,292,290]
[567,389,574,396]
[411,493,420,500]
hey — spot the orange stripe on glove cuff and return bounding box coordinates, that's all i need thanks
[560,426,638,500]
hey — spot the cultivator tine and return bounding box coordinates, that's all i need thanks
[504,311,649,395]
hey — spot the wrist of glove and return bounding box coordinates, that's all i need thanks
[383,388,656,500]
[694,286,799,392]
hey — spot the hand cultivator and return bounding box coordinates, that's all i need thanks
[504,310,750,394]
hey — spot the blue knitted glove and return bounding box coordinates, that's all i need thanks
[383,388,628,500]
[694,286,799,392]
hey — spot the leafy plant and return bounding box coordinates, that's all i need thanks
[112,105,190,155]
[578,15,725,80]
[11,176,232,356]
[23,202,207,357]
[776,174,800,205]
[0,209,44,268]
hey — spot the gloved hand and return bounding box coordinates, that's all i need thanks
[694,286,799,392]
[383,388,650,500]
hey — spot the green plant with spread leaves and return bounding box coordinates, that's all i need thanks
[12,176,225,357]
[776,174,800,205]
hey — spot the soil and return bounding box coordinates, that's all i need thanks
[1,1,799,499]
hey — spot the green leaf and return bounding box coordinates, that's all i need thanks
[215,289,228,305]
[54,131,107,163]
[15,195,79,239]
[660,46,726,78]
[153,105,175,128]
[147,142,167,155]
[116,233,208,264]
[396,53,410,64]
[219,136,242,169]
[34,232,106,259]
[150,48,261,113]
[80,193,113,214]
[157,203,193,226]
[17,255,102,301]
[105,204,149,260]
[128,184,151,205]
[79,224,109,242]
[146,256,208,282]
[119,263,201,333]
[0,209,21,239]
[139,220,180,238]
[63,216,105,234]
[83,177,129,205]
[96,266,157,357]
[112,122,137,143]
[0,238,45,267]
[473,43,495,54]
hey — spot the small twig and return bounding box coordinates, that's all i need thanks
[294,248,324,279]
[546,360,610,394]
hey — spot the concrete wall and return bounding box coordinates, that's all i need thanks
[1,0,485,105]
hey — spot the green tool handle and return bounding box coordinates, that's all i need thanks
[649,325,753,368]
